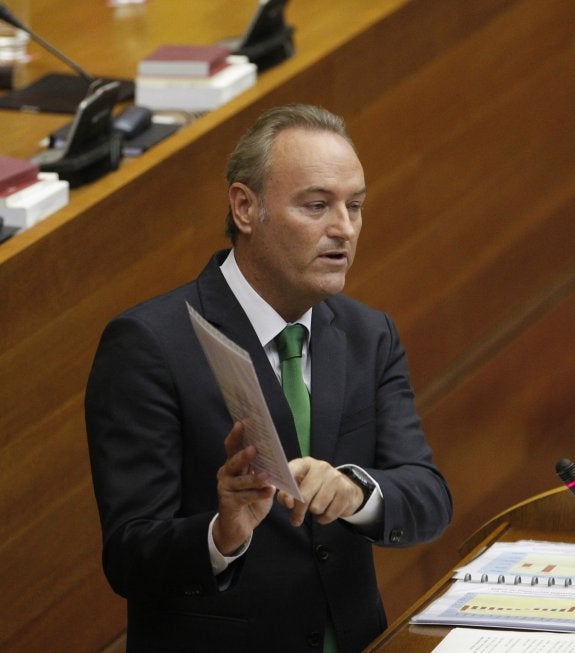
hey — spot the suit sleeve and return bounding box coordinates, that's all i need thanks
[365,313,453,547]
[85,315,221,600]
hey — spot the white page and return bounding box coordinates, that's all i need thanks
[432,627,575,652]
[186,302,303,501]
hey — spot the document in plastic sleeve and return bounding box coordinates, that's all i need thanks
[186,302,303,501]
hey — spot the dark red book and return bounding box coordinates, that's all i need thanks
[138,44,231,77]
[0,156,39,197]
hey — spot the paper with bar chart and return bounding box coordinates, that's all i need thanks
[412,540,575,631]
[186,302,303,501]
[454,540,575,584]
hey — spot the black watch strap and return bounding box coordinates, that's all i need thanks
[340,466,376,511]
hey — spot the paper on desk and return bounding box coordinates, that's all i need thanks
[431,627,575,652]
[411,580,575,631]
[186,302,303,501]
[454,540,575,584]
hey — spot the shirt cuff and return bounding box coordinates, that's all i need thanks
[208,513,252,576]
[337,464,384,527]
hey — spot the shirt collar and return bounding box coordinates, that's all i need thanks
[220,249,312,347]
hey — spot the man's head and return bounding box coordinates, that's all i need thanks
[227,104,366,321]
[225,104,355,241]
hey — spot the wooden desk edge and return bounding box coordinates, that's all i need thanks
[363,522,509,652]
[459,486,571,558]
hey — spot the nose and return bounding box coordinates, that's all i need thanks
[327,203,359,241]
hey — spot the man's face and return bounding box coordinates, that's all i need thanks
[234,127,366,321]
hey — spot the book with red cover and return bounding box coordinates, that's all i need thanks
[135,57,257,111]
[138,44,231,77]
[0,156,39,196]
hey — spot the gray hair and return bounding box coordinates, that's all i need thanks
[225,104,354,242]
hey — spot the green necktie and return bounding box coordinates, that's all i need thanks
[275,324,311,456]
[276,325,337,653]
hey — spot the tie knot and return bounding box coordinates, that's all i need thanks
[276,324,307,361]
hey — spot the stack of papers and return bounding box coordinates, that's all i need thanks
[412,540,575,632]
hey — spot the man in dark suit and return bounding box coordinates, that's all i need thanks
[85,104,452,653]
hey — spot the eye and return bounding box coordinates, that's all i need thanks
[305,201,327,213]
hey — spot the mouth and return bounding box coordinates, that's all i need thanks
[318,250,348,264]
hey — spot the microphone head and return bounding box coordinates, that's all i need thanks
[556,458,575,483]
[0,3,25,31]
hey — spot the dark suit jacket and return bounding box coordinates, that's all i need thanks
[85,250,452,653]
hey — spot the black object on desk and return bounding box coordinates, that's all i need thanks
[113,106,153,138]
[221,0,295,71]
[0,73,134,114]
[121,122,181,157]
[30,81,123,188]
[48,106,182,158]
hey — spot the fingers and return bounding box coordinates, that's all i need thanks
[219,428,269,493]
[278,458,364,527]
[221,422,259,477]
[218,422,273,504]
[223,426,363,531]
[223,421,248,459]
[214,422,275,554]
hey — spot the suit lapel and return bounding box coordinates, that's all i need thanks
[309,302,346,463]
[194,252,302,462]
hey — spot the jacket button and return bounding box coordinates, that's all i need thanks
[306,631,322,647]
[389,528,404,544]
[315,544,329,561]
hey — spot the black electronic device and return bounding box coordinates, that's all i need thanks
[0,3,133,112]
[47,105,181,158]
[31,81,123,187]
[113,105,153,138]
[222,0,295,71]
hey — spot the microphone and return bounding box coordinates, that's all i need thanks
[555,458,575,495]
[0,3,98,89]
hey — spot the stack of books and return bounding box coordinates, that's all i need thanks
[135,44,257,112]
[0,155,69,233]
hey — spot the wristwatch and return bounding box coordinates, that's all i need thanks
[340,466,376,512]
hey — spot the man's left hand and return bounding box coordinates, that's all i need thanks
[276,457,364,527]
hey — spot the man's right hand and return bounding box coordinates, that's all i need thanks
[212,422,275,556]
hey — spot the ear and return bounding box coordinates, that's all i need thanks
[228,182,260,235]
